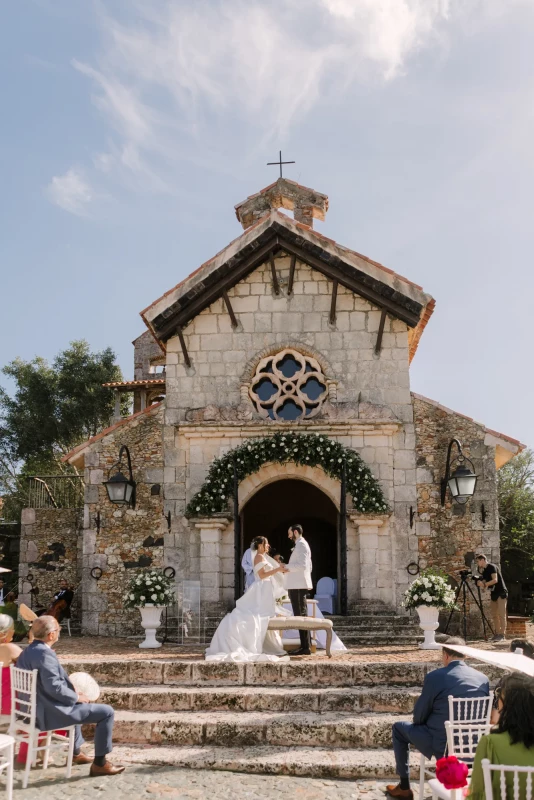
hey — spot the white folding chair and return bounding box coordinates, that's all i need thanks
[482,759,534,800]
[9,666,75,789]
[445,720,491,762]
[66,619,71,637]
[427,722,492,800]
[448,694,494,725]
[427,782,465,800]
[419,692,493,798]
[0,734,14,800]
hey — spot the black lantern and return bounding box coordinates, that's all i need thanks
[103,445,136,508]
[440,438,478,506]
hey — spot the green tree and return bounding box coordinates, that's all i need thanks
[0,341,126,520]
[497,448,534,582]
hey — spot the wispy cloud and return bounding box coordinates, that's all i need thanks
[46,169,93,216]
[49,0,526,212]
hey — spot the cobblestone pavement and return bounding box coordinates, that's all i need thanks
[9,763,392,800]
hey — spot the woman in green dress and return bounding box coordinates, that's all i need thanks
[469,673,534,800]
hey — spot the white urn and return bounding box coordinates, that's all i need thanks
[137,605,166,649]
[416,604,441,650]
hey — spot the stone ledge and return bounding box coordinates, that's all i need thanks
[110,743,422,780]
[88,710,410,748]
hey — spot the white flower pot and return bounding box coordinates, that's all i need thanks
[138,605,165,649]
[416,604,441,650]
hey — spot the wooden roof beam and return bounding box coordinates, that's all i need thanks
[222,291,239,329]
[329,279,338,326]
[278,237,421,328]
[177,328,192,369]
[375,308,387,354]
[156,237,279,340]
[269,251,281,295]
[287,254,296,296]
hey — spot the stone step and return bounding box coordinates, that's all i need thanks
[329,615,416,625]
[96,710,409,748]
[340,630,423,647]
[65,658,432,687]
[340,640,421,648]
[65,657,502,688]
[112,743,422,780]
[100,685,420,714]
[330,621,420,631]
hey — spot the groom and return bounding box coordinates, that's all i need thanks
[286,524,313,656]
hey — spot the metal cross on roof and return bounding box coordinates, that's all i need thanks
[267,150,295,178]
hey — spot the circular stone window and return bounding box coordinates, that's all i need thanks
[250,349,328,421]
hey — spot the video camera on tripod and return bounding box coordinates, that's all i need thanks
[444,553,494,641]
[458,568,483,584]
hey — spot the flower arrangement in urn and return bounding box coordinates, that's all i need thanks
[403,568,456,650]
[124,569,175,649]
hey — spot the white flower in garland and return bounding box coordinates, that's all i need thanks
[186,433,388,517]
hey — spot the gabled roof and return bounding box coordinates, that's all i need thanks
[141,210,435,361]
[412,392,525,468]
[62,401,163,470]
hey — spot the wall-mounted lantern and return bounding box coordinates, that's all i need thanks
[440,438,478,506]
[103,444,136,508]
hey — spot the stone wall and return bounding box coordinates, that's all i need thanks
[159,253,420,616]
[133,330,165,380]
[164,255,413,423]
[82,405,167,636]
[413,393,499,633]
[19,507,82,619]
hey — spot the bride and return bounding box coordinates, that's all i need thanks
[205,536,290,663]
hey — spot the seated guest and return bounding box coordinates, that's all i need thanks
[0,613,22,716]
[16,616,124,777]
[469,673,534,800]
[386,637,490,799]
[0,613,22,668]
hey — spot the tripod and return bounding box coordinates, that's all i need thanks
[444,571,494,641]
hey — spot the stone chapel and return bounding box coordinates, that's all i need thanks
[18,179,524,636]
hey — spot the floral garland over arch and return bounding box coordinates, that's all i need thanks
[185,432,389,517]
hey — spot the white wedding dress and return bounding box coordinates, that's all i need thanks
[205,554,290,663]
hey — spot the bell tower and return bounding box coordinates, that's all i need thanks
[235,177,329,230]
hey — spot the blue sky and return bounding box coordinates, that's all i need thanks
[2,0,534,447]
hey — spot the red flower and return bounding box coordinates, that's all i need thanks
[435,756,469,789]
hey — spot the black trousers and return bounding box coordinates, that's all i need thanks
[288,589,311,650]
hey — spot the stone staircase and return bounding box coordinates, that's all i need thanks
[322,604,423,647]
[328,614,423,647]
[66,657,498,780]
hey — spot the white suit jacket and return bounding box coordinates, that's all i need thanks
[241,548,255,590]
[285,537,313,590]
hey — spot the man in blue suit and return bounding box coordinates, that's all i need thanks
[16,616,124,777]
[386,637,489,799]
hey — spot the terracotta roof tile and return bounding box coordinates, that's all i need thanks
[102,379,166,388]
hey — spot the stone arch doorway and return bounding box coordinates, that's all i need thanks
[241,479,338,600]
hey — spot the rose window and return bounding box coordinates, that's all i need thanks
[250,349,328,421]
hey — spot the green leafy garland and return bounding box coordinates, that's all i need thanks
[186,432,389,517]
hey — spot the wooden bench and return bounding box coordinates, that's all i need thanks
[267,616,334,658]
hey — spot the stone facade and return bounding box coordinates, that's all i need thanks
[19,507,82,619]
[81,406,166,636]
[19,180,523,636]
[133,330,165,381]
